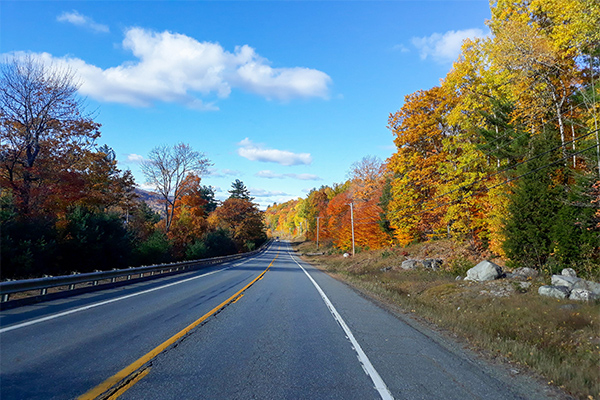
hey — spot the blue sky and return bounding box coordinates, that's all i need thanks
[1,1,491,209]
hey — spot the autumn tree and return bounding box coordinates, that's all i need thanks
[387,87,449,245]
[0,55,101,215]
[169,173,210,259]
[298,186,333,242]
[210,197,266,251]
[141,143,211,233]
[346,156,391,249]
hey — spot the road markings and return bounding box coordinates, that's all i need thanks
[106,367,150,400]
[0,257,258,334]
[77,252,278,400]
[288,249,394,400]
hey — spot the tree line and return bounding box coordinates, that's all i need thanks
[0,56,266,280]
[266,0,600,276]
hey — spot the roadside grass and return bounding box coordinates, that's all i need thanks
[293,241,600,400]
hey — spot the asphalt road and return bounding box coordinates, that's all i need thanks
[1,241,561,399]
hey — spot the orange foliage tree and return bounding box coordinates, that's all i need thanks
[386,87,449,245]
[168,173,210,258]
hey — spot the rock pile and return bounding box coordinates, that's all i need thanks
[538,269,600,301]
[400,259,443,270]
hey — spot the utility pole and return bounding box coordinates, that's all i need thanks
[316,216,321,249]
[349,202,355,256]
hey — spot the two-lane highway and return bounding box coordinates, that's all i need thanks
[1,242,559,399]
[1,245,278,399]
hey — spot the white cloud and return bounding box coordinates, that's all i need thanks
[125,153,145,163]
[57,11,109,33]
[221,169,241,176]
[411,28,488,64]
[207,168,242,178]
[285,173,321,181]
[255,170,321,180]
[7,27,331,109]
[237,138,312,166]
[250,188,290,197]
[256,170,285,179]
[392,44,410,53]
[136,183,157,192]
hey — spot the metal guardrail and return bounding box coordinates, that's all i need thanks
[0,241,271,303]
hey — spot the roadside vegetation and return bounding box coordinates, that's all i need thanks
[268,5,599,396]
[293,240,599,400]
[0,57,267,280]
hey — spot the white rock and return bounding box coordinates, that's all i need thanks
[572,279,600,296]
[422,259,443,270]
[401,260,420,270]
[343,253,350,258]
[512,267,538,278]
[561,268,577,278]
[538,285,570,299]
[465,260,503,282]
[551,275,580,289]
[569,289,596,302]
[518,282,532,289]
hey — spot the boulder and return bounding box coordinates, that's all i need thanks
[551,275,580,290]
[572,279,600,296]
[561,268,577,278]
[401,260,420,270]
[538,285,570,299]
[465,260,503,282]
[569,289,596,302]
[512,267,538,279]
[518,281,532,289]
[422,259,443,270]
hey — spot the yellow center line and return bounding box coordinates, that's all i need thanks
[78,252,279,400]
[106,367,151,400]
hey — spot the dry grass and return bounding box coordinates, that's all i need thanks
[293,240,600,400]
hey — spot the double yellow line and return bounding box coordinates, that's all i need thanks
[79,252,279,400]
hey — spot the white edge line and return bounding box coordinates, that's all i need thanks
[288,248,394,400]
[0,256,259,334]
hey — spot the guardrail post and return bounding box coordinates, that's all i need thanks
[93,280,98,286]
[69,284,75,290]
[111,277,117,283]
[41,288,47,295]
[127,275,131,280]
[2,293,9,302]
[140,272,144,278]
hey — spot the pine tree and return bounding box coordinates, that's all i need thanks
[228,179,253,200]
[502,133,562,270]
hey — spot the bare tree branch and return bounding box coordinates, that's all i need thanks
[141,143,211,232]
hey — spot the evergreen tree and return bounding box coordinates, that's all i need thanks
[550,175,600,272]
[502,133,562,270]
[228,179,253,200]
[199,185,218,213]
[377,176,395,240]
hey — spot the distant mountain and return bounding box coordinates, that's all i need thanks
[134,188,166,216]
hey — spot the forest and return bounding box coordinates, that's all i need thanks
[0,57,267,279]
[265,0,600,276]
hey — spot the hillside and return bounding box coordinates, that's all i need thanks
[134,188,166,216]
